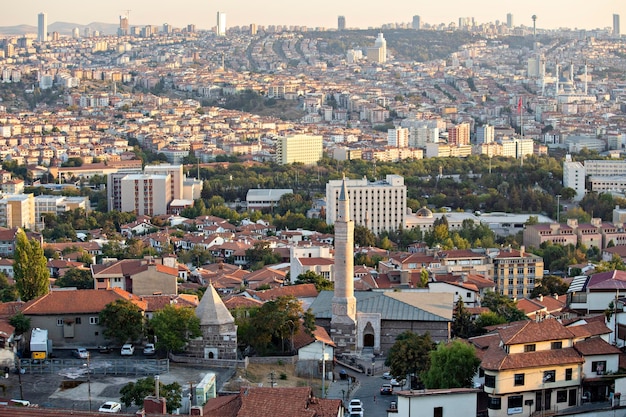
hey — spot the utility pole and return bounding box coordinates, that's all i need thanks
[321,342,326,398]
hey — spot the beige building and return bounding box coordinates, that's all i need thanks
[120,174,172,216]
[144,164,184,200]
[275,134,323,165]
[493,246,544,298]
[326,174,406,235]
[0,193,35,229]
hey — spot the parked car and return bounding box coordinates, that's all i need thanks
[390,378,405,387]
[98,345,112,354]
[382,371,392,379]
[348,399,363,415]
[143,343,156,356]
[98,401,122,413]
[380,383,393,395]
[71,347,89,359]
[120,344,134,356]
[348,399,362,410]
[348,407,363,417]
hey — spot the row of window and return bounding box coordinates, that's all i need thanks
[56,317,99,326]
[488,390,574,410]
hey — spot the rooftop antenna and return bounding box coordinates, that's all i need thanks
[532,15,537,37]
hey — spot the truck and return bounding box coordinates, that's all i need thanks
[30,328,52,359]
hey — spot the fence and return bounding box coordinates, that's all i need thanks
[169,353,248,369]
[16,358,170,376]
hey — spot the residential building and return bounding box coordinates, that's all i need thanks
[144,164,184,200]
[614,14,621,37]
[448,123,470,146]
[563,154,585,201]
[476,124,494,144]
[246,189,293,211]
[91,257,179,296]
[367,33,386,63]
[388,127,409,148]
[0,194,35,229]
[523,223,578,248]
[412,15,421,30]
[394,388,480,417]
[470,319,619,417]
[338,15,346,30]
[493,246,544,299]
[326,175,406,235]
[506,13,514,28]
[275,134,323,165]
[119,174,172,216]
[568,270,626,316]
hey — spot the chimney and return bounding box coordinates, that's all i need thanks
[553,293,558,300]
[538,294,543,302]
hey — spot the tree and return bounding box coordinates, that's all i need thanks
[148,305,201,354]
[55,268,94,289]
[0,272,17,302]
[120,376,182,413]
[245,242,281,271]
[473,311,507,335]
[594,254,626,272]
[9,313,30,335]
[421,340,480,389]
[99,299,144,345]
[481,291,527,322]
[354,225,376,247]
[295,271,333,291]
[14,230,50,302]
[530,275,569,298]
[452,298,474,338]
[385,331,435,384]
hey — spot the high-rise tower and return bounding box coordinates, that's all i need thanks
[37,12,47,43]
[614,14,621,38]
[118,15,129,36]
[331,177,357,352]
[506,13,514,28]
[338,15,346,31]
[216,12,226,36]
[412,15,421,30]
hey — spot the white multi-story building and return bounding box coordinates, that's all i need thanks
[476,124,495,144]
[387,127,409,148]
[0,194,35,229]
[275,134,323,165]
[499,138,534,158]
[119,174,171,216]
[144,164,184,200]
[326,175,406,235]
[216,12,226,36]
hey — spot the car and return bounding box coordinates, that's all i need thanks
[143,343,156,356]
[380,383,393,395]
[348,399,362,410]
[390,378,405,387]
[120,344,134,356]
[348,407,363,417]
[382,371,392,379]
[98,401,122,413]
[98,345,112,354]
[71,347,89,359]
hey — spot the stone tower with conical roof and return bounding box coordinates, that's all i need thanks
[330,176,357,353]
[187,283,238,360]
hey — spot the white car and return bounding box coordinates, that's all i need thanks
[348,399,363,413]
[349,407,364,417]
[98,401,121,413]
[143,343,156,356]
[120,344,134,356]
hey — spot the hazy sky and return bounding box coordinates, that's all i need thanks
[1,0,624,31]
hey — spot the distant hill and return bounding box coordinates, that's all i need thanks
[0,21,119,36]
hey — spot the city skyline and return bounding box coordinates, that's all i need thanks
[0,0,625,32]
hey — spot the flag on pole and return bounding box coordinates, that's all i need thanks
[518,97,522,113]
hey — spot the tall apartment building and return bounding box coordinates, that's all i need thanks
[412,15,421,30]
[387,127,409,148]
[338,16,346,30]
[275,134,323,165]
[476,124,495,144]
[499,138,534,159]
[614,14,621,37]
[506,13,514,28]
[144,164,184,200]
[37,12,47,43]
[216,12,227,36]
[447,123,470,146]
[118,15,129,36]
[107,167,143,212]
[493,246,544,299]
[326,175,406,235]
[120,174,172,216]
[366,33,386,63]
[562,155,585,201]
[0,194,35,229]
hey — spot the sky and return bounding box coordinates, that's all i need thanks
[1,0,624,31]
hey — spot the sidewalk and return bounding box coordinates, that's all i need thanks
[325,364,361,405]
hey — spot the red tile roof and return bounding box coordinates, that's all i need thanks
[21,288,147,315]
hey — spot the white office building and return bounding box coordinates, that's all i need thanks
[119,174,171,216]
[563,154,586,201]
[326,175,406,235]
[216,12,226,36]
[476,125,495,144]
[387,128,409,148]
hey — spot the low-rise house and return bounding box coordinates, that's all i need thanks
[91,257,178,296]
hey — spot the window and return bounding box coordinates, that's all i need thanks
[592,361,606,375]
[565,368,572,381]
[485,375,496,388]
[551,341,562,350]
[524,344,536,352]
[557,390,567,403]
[57,318,63,326]
[543,370,556,383]
[75,317,82,325]
[514,373,525,386]
[508,395,523,410]
[488,397,501,410]
[434,407,443,417]
[89,317,99,325]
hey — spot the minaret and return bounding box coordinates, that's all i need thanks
[331,176,357,352]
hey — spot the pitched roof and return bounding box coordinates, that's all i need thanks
[21,288,146,315]
[309,290,453,322]
[236,387,315,417]
[574,336,622,356]
[251,283,318,302]
[195,283,235,326]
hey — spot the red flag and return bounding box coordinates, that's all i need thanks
[518,97,522,113]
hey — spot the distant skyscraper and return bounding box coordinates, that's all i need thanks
[249,23,257,35]
[412,15,421,30]
[37,12,47,43]
[338,15,346,30]
[118,15,129,36]
[367,32,387,63]
[216,12,226,36]
[614,14,621,37]
[506,13,514,28]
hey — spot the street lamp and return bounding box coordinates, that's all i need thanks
[556,194,561,223]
